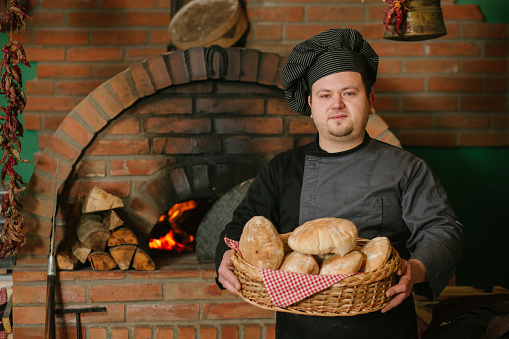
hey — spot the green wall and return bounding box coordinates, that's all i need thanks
[407,147,509,289]
[456,0,509,23]
[0,34,38,186]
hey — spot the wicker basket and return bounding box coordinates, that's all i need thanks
[231,238,401,316]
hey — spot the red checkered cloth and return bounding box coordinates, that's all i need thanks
[0,287,6,339]
[225,237,356,308]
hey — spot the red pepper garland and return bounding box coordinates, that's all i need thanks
[383,0,408,37]
[0,0,31,258]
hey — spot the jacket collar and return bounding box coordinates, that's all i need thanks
[310,132,371,157]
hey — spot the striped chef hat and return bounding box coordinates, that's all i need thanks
[282,28,378,116]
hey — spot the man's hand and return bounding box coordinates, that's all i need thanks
[217,250,241,295]
[381,258,426,313]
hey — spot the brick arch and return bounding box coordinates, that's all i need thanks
[20,47,400,263]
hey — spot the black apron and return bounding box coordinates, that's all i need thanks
[276,297,417,339]
[275,153,418,339]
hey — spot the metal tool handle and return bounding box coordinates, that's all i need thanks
[44,273,56,339]
[44,160,60,339]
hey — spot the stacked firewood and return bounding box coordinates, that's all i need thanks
[56,186,155,271]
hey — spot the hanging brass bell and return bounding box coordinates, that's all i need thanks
[383,0,447,41]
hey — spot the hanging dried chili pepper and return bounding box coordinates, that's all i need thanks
[1,0,31,33]
[0,0,31,258]
[383,0,408,37]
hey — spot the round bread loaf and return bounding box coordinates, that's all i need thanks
[287,218,358,256]
[280,251,319,274]
[360,237,392,272]
[239,216,284,270]
[319,251,363,275]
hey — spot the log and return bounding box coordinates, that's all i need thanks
[76,214,111,252]
[107,227,138,247]
[103,209,124,231]
[56,247,79,270]
[109,244,137,270]
[132,248,156,271]
[55,191,87,268]
[72,191,87,221]
[82,186,124,214]
[71,239,91,264]
[88,252,118,271]
[2,295,12,334]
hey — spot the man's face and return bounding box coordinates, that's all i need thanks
[308,71,375,151]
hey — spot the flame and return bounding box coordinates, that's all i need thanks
[149,200,198,252]
[149,230,194,252]
[167,200,197,223]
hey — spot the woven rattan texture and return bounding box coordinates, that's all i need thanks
[232,238,401,316]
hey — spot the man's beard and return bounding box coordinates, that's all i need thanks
[327,120,354,138]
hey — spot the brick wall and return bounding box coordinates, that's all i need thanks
[12,264,277,339]
[17,0,508,156]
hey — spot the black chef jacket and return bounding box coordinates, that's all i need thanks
[215,133,463,338]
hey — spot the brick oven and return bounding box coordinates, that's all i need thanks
[12,47,399,338]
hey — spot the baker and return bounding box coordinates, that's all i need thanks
[215,28,463,338]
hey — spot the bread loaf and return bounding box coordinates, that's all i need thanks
[280,251,319,274]
[319,251,363,275]
[287,218,358,256]
[360,237,391,272]
[239,216,284,270]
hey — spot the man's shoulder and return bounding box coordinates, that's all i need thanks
[370,138,409,153]
[368,138,423,163]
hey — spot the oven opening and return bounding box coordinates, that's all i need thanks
[148,199,213,255]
